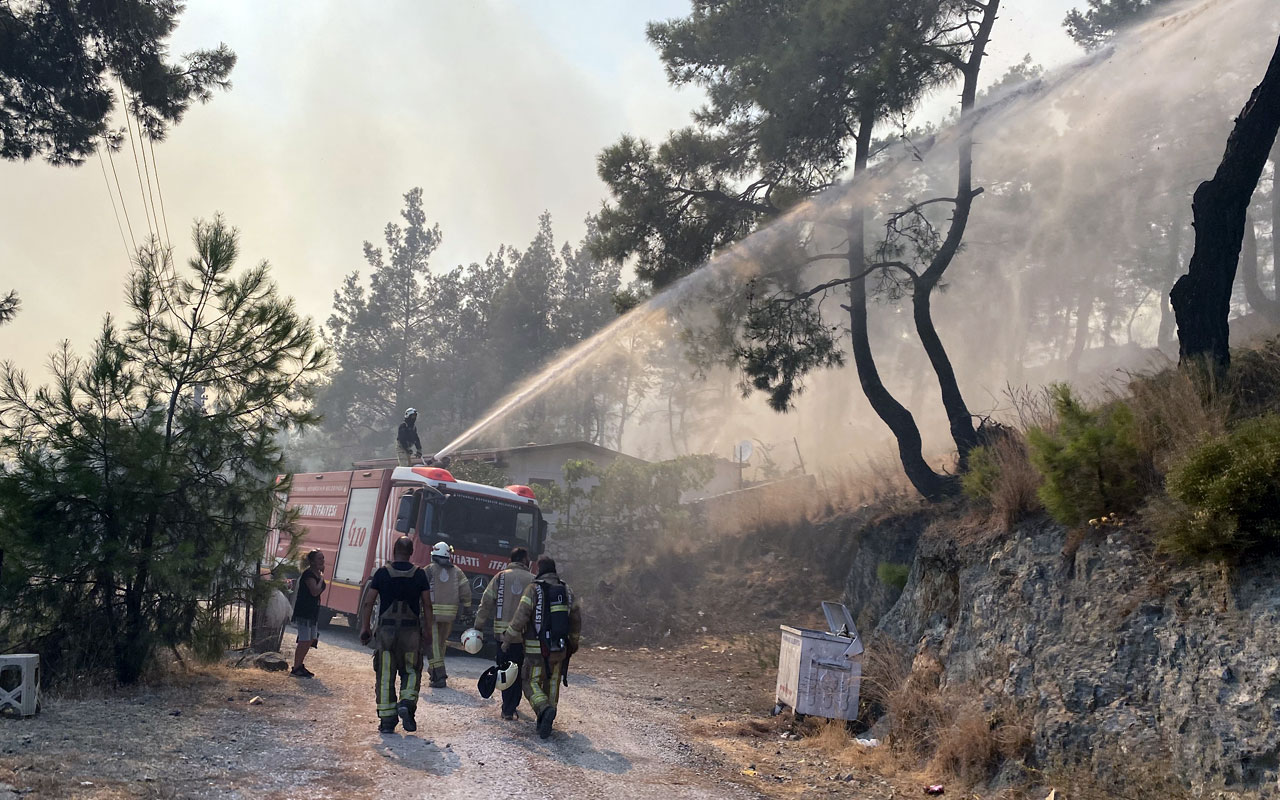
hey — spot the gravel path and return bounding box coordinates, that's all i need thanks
[0,624,766,799]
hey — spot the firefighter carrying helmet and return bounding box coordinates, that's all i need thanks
[430,541,453,559]
[496,659,519,691]
[477,665,498,698]
[461,628,483,654]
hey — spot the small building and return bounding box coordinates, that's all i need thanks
[680,456,746,503]
[445,441,643,496]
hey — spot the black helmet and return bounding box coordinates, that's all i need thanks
[477,665,498,699]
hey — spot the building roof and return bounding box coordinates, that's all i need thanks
[352,440,645,470]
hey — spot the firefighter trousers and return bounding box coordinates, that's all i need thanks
[522,651,565,716]
[428,618,454,674]
[500,644,524,717]
[374,627,422,719]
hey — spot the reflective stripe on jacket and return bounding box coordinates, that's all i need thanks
[426,561,471,620]
[502,572,582,651]
[475,562,534,634]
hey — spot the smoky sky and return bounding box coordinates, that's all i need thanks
[1,0,1079,379]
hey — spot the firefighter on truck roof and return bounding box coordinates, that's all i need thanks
[358,536,434,734]
[396,408,423,466]
[502,555,582,740]
[473,547,534,720]
[425,541,472,688]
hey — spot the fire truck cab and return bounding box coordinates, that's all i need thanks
[268,464,546,642]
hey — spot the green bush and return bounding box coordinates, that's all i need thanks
[1027,384,1148,527]
[1159,414,1280,560]
[877,562,910,591]
[961,445,1000,503]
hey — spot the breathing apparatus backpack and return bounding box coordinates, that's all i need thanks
[533,580,572,655]
[376,563,422,635]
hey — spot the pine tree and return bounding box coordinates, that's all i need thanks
[0,218,326,683]
[1,0,235,164]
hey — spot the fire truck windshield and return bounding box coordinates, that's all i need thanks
[430,492,537,554]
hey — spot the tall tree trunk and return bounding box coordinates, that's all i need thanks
[1067,285,1092,376]
[1273,142,1280,278]
[846,106,954,501]
[1157,221,1181,351]
[1171,36,1280,372]
[910,0,999,467]
[1240,212,1280,322]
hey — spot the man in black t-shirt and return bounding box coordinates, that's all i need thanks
[290,550,326,678]
[358,536,434,734]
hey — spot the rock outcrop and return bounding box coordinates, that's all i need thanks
[876,518,1280,797]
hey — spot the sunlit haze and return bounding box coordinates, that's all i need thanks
[1,0,1078,379]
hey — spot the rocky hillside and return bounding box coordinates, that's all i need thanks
[875,517,1280,797]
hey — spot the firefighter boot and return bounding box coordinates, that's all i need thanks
[537,706,557,740]
[429,666,447,689]
[378,716,397,734]
[397,700,417,732]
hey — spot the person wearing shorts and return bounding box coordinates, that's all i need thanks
[291,550,326,678]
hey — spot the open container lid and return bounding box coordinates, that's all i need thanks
[822,601,865,658]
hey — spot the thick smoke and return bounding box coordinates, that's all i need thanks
[445,0,1280,478]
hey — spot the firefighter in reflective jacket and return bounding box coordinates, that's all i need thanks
[425,541,472,687]
[358,536,433,734]
[502,555,582,739]
[473,547,534,720]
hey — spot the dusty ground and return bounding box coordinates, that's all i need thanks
[0,623,918,800]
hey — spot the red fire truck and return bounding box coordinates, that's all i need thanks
[267,464,546,638]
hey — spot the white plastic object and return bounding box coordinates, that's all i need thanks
[461,628,484,654]
[0,654,41,717]
[496,660,520,690]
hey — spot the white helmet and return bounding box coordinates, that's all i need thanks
[404,407,417,418]
[430,541,453,559]
[461,628,483,654]
[496,660,520,690]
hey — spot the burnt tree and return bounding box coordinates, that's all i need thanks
[1170,36,1280,372]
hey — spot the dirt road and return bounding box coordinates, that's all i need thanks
[0,625,772,799]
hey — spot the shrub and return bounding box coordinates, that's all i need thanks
[962,434,1041,529]
[961,445,1000,502]
[1158,414,1280,561]
[1027,384,1148,526]
[876,561,910,591]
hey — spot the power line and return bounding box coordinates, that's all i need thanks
[95,143,134,263]
[118,79,159,243]
[147,136,173,249]
[103,140,139,253]
[136,108,166,250]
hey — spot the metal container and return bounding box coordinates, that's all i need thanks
[775,602,864,721]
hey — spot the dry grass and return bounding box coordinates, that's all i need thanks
[1122,367,1228,472]
[819,449,921,514]
[802,636,1032,791]
[1227,335,1280,420]
[967,432,1043,531]
[800,717,909,780]
[1000,384,1057,433]
[1033,763,1193,800]
[926,697,1032,787]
